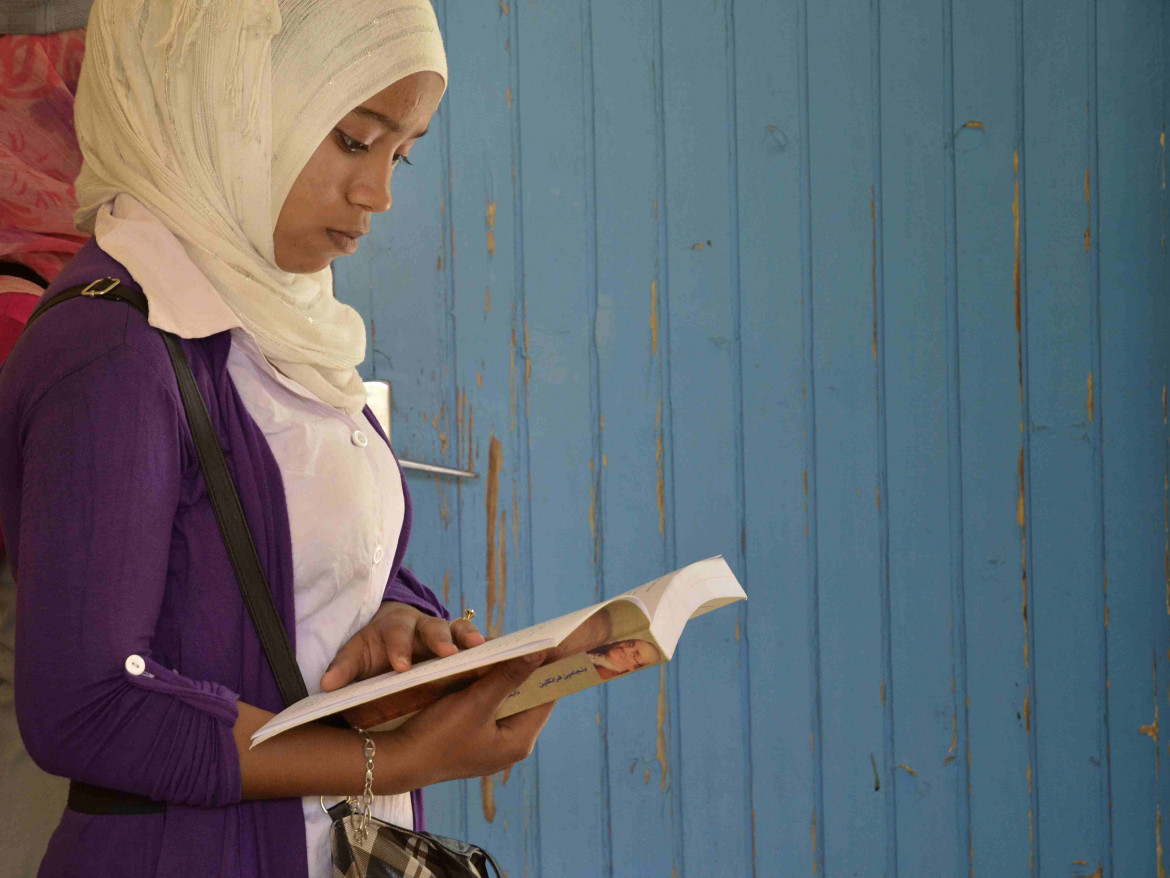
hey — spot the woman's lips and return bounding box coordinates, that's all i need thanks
[326,228,359,254]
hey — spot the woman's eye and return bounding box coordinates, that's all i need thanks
[337,131,369,154]
[337,131,412,169]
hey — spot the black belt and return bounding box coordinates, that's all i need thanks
[67,780,166,815]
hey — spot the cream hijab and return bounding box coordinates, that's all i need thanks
[72,0,447,413]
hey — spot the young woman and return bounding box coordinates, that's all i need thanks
[0,1,554,876]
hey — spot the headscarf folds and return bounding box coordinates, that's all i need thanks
[72,0,447,412]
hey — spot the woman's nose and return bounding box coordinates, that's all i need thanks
[352,164,394,213]
[355,185,392,214]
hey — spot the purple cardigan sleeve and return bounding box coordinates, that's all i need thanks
[12,344,241,807]
[383,565,450,622]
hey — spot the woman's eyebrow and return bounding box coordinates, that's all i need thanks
[350,106,429,139]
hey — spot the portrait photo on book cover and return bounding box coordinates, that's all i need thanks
[586,639,662,681]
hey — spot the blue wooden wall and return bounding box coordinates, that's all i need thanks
[333,1,1170,875]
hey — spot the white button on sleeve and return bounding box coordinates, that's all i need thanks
[351,429,368,448]
[125,654,146,676]
[373,545,384,565]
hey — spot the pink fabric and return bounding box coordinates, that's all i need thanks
[0,287,39,361]
[0,29,89,558]
[0,30,88,289]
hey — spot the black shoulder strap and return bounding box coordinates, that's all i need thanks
[0,260,50,289]
[23,276,148,330]
[156,314,312,708]
[25,278,310,708]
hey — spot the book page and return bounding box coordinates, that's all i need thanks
[613,569,677,623]
[252,634,557,745]
[644,557,746,659]
[252,596,650,746]
[340,601,650,732]
[250,557,744,747]
[363,633,667,732]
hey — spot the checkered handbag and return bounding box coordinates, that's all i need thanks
[327,798,502,878]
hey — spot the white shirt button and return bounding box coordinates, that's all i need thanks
[125,654,146,676]
[351,429,368,448]
[373,545,385,565]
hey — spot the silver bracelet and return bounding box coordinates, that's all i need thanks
[354,727,376,841]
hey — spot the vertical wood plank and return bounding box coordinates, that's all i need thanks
[659,0,751,874]
[871,3,899,868]
[589,1,678,875]
[734,0,818,873]
[1163,5,1170,873]
[797,0,828,870]
[653,1,688,872]
[805,0,888,871]
[1020,1,1110,873]
[514,2,609,875]
[878,0,963,874]
[941,0,975,873]
[1097,0,1166,873]
[951,0,1034,872]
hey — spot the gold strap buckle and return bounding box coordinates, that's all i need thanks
[80,277,120,297]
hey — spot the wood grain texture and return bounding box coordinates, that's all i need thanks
[333,1,1169,874]
[1021,1,1108,874]
[1097,1,1166,875]
[951,0,1035,872]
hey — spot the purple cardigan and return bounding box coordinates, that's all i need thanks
[0,239,449,877]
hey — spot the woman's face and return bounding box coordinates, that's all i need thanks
[273,71,445,274]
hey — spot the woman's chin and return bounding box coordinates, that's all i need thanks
[274,252,335,274]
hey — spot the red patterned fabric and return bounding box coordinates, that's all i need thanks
[0,29,88,283]
[0,29,89,558]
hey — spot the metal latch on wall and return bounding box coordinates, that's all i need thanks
[363,380,477,479]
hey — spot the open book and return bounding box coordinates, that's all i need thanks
[250,556,746,747]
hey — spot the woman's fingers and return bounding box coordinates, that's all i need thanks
[397,650,553,783]
[320,629,380,691]
[321,607,491,694]
[384,613,420,673]
[450,618,486,649]
[414,615,485,661]
[496,700,557,760]
[321,611,412,689]
[414,614,459,662]
[465,651,548,714]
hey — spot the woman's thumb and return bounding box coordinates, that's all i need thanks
[469,650,548,712]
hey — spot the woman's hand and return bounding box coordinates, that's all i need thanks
[394,651,556,786]
[320,602,485,692]
[235,650,552,799]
